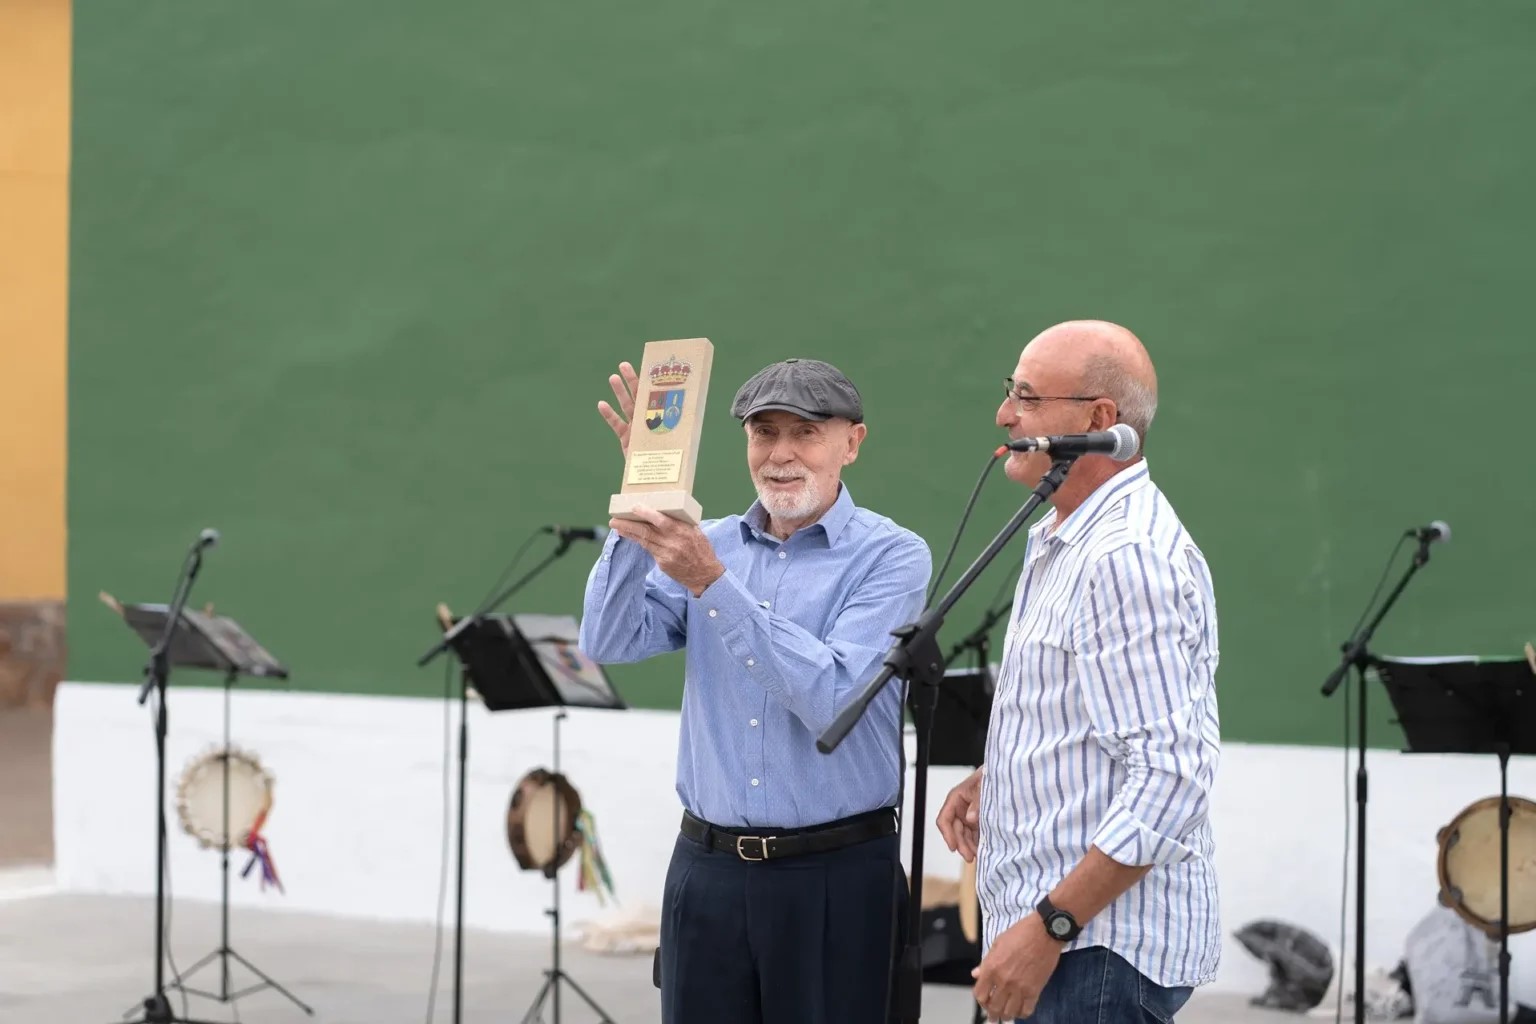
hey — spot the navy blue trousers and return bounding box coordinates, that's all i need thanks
[657,824,905,1024]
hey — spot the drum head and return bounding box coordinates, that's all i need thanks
[175,746,273,851]
[1437,795,1536,936]
[506,768,582,875]
[520,784,575,864]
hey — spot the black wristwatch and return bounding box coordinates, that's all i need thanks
[1036,895,1082,943]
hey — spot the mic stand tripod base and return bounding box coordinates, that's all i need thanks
[119,994,226,1024]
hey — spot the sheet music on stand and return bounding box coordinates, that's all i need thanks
[440,611,625,712]
[106,595,289,679]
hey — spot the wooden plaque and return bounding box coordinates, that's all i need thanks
[609,338,714,525]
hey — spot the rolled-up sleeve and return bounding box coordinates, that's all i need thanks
[1074,542,1217,867]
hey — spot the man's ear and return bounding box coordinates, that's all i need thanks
[844,422,868,465]
[1091,400,1118,432]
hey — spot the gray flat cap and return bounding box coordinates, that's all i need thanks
[731,358,864,423]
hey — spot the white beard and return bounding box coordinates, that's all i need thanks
[755,473,822,522]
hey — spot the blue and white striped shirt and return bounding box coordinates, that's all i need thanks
[578,484,931,829]
[977,459,1222,988]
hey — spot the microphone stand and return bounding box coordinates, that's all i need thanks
[127,534,223,1024]
[1320,529,1438,1024]
[417,535,579,670]
[945,597,1014,673]
[819,457,1076,1024]
[415,533,583,1024]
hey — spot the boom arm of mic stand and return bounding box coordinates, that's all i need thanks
[1320,536,1433,697]
[945,600,1013,667]
[416,537,577,668]
[818,459,1072,755]
[137,546,208,705]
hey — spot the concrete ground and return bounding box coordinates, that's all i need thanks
[0,885,1302,1024]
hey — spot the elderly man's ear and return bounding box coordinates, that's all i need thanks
[843,422,869,465]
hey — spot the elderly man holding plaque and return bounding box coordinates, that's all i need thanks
[580,356,932,1024]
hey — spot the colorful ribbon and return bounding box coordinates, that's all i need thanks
[575,809,616,906]
[239,810,284,893]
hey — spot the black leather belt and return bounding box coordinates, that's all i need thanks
[680,807,897,861]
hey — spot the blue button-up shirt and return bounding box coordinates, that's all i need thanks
[578,483,931,829]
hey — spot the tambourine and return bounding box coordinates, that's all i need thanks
[507,768,583,877]
[175,744,274,851]
[174,744,284,892]
[1436,795,1536,937]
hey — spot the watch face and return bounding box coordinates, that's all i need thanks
[1049,916,1072,938]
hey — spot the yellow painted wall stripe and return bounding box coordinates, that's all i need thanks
[0,0,70,601]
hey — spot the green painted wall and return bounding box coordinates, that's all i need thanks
[68,1,1536,748]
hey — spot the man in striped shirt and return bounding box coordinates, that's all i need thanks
[937,320,1221,1023]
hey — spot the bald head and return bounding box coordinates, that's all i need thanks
[1022,320,1158,442]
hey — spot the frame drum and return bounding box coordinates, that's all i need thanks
[1436,795,1536,936]
[175,744,274,852]
[506,768,582,877]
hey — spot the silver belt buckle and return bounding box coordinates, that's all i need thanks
[736,835,775,861]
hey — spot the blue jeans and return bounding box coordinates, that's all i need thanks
[1016,945,1193,1024]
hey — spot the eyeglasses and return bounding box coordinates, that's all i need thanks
[1003,378,1102,407]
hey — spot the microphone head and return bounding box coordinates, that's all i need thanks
[592,525,611,541]
[198,528,220,549]
[1107,423,1140,461]
[1428,519,1450,544]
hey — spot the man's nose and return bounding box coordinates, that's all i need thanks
[995,398,1015,429]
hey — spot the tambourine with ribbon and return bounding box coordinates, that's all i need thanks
[507,768,583,878]
[174,744,283,892]
[506,767,617,903]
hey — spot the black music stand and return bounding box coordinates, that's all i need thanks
[1374,654,1536,1024]
[104,595,309,1024]
[437,611,623,1024]
[922,665,993,772]
[912,665,993,1024]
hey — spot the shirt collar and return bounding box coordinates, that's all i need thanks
[738,481,856,548]
[1033,460,1152,548]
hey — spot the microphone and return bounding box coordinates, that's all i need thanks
[195,528,220,550]
[542,524,610,542]
[999,423,1140,461]
[1406,520,1450,545]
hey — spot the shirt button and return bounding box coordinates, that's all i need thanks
[746,658,755,667]
[750,778,760,787]
[707,609,717,618]
[778,551,787,559]
[750,719,759,727]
